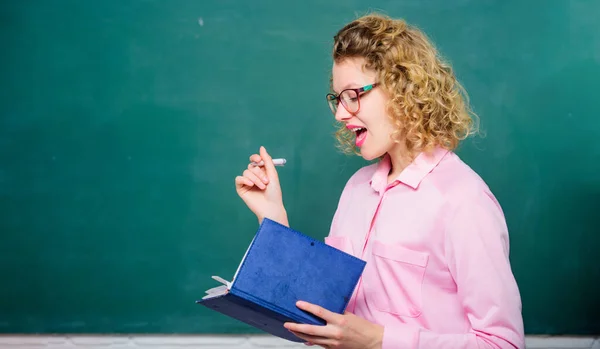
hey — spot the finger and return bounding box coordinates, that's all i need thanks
[259,146,279,181]
[284,322,330,338]
[288,329,336,347]
[248,163,269,184]
[243,169,266,190]
[296,301,338,323]
[249,154,262,163]
[235,176,254,189]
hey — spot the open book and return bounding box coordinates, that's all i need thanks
[197,218,366,342]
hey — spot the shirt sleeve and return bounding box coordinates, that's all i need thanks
[382,190,525,349]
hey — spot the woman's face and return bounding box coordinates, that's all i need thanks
[331,57,401,161]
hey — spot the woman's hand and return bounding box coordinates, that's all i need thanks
[284,301,384,349]
[235,146,288,226]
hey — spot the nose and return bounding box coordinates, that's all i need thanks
[334,104,352,122]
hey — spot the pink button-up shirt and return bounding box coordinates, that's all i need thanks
[325,146,524,349]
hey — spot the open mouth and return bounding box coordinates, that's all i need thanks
[349,127,367,147]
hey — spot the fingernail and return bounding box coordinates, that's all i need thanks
[263,177,269,183]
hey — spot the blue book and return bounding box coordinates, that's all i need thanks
[197,218,366,342]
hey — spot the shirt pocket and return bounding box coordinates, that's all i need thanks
[324,236,355,256]
[364,240,429,317]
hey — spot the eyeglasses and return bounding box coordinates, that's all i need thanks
[325,83,378,115]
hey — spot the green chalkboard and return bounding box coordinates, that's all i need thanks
[1,0,599,335]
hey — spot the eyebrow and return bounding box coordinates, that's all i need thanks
[332,83,362,94]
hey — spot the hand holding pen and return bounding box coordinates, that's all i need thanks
[234,146,289,227]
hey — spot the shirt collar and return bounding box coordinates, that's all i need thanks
[370,146,449,192]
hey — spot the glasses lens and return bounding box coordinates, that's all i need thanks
[326,95,338,114]
[340,89,359,113]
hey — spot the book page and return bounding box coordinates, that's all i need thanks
[231,235,256,285]
[211,275,231,289]
[202,285,228,300]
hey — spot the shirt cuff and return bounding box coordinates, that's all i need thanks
[382,324,418,349]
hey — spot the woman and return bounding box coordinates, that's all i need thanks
[235,13,524,349]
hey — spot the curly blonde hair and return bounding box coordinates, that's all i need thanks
[331,13,479,156]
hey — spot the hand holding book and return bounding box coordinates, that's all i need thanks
[197,219,366,342]
[284,301,384,349]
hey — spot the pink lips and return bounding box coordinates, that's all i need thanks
[346,124,367,147]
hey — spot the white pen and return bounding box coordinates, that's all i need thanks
[251,158,286,167]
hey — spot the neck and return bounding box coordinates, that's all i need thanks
[386,143,415,183]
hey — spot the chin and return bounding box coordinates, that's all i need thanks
[359,147,385,161]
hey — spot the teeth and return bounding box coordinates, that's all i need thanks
[350,127,365,132]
